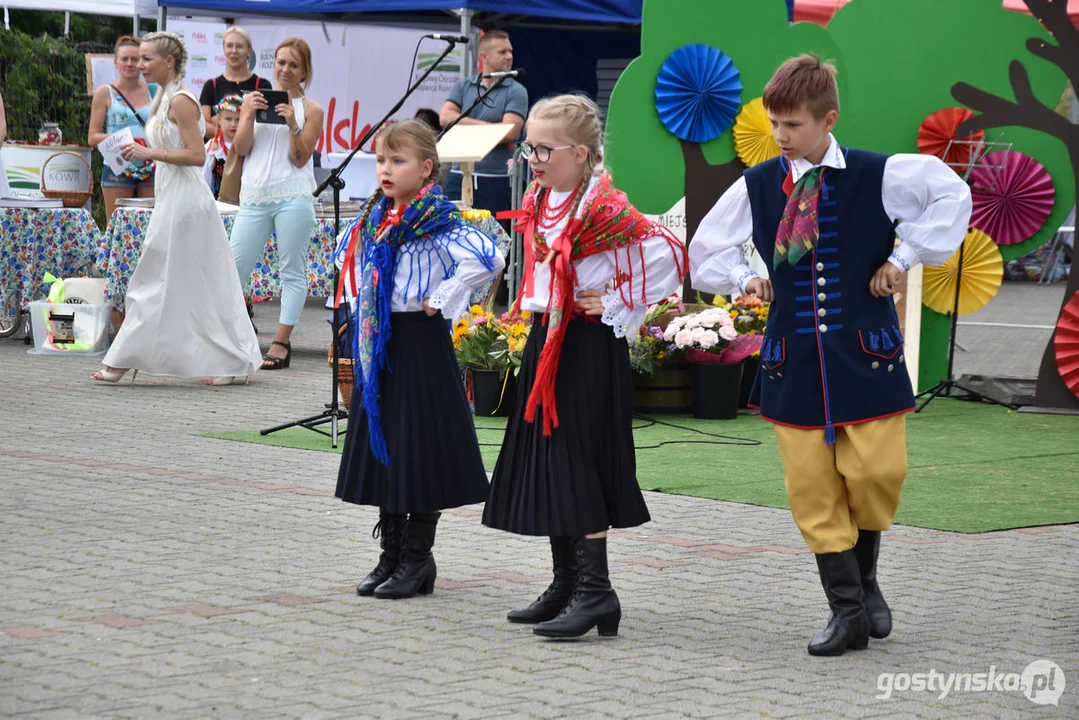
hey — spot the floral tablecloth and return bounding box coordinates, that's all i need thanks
[0,207,100,310]
[97,207,344,312]
[96,208,513,312]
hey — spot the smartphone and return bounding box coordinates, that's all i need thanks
[255,90,290,124]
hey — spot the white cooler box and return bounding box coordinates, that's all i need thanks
[27,302,110,355]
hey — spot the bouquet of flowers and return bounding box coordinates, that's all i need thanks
[489,309,532,376]
[663,306,740,364]
[730,294,770,336]
[628,295,683,375]
[453,304,531,375]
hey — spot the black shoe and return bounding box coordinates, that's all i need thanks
[534,537,621,639]
[374,512,439,599]
[807,550,870,656]
[356,511,405,596]
[508,536,577,624]
[854,530,892,639]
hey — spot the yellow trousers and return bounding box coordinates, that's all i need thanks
[773,415,907,554]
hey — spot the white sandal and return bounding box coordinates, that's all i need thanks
[204,376,250,386]
[91,367,137,384]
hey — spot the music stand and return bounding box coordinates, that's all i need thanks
[915,134,1016,412]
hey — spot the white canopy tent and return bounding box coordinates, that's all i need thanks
[3,0,160,33]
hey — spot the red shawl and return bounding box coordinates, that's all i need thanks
[515,174,687,434]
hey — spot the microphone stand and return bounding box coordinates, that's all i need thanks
[259,38,462,448]
[438,74,511,139]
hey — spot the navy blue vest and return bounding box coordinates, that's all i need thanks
[745,149,914,437]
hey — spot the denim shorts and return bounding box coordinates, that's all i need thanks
[100,164,154,189]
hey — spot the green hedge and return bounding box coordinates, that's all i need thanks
[0,29,105,227]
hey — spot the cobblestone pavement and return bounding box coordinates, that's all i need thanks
[1,300,1076,719]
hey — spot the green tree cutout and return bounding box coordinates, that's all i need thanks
[951,0,1079,408]
[605,0,839,241]
[605,0,1072,392]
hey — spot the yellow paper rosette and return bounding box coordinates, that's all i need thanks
[733,97,781,167]
[922,228,1003,316]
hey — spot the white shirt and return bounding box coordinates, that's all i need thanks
[240,97,316,205]
[689,134,973,295]
[334,219,506,323]
[202,136,229,190]
[522,177,687,338]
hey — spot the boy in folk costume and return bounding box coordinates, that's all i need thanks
[689,55,971,655]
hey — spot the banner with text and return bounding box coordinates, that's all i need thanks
[240,17,464,157]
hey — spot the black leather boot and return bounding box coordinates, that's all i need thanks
[374,512,439,599]
[807,550,870,656]
[507,536,577,623]
[356,511,406,596]
[534,537,621,639]
[854,530,892,639]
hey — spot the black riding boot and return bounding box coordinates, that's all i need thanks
[374,511,439,599]
[507,536,577,623]
[356,510,406,596]
[533,537,621,639]
[854,530,892,639]
[807,550,870,656]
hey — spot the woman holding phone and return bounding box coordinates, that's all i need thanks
[229,37,324,370]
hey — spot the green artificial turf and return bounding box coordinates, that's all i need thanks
[202,399,1079,533]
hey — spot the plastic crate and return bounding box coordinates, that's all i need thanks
[27,302,110,356]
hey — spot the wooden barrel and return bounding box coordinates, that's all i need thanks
[634,363,693,413]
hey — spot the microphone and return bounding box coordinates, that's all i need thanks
[482,68,526,80]
[424,34,469,43]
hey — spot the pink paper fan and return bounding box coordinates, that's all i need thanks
[969,150,1055,246]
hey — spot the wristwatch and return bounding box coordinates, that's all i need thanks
[289,126,302,136]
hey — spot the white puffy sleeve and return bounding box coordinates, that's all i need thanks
[576,229,687,340]
[883,154,973,271]
[688,175,759,295]
[428,223,506,322]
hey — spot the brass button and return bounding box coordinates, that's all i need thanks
[899,355,905,364]
[816,262,824,271]
[819,324,828,333]
[887,364,895,372]
[818,277,827,287]
[818,292,827,302]
[818,308,827,317]
[871,361,880,370]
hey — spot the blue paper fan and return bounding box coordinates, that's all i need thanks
[655,44,743,144]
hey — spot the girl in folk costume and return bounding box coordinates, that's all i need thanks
[483,95,688,638]
[202,94,242,198]
[335,120,504,600]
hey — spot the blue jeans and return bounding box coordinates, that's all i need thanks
[230,196,316,327]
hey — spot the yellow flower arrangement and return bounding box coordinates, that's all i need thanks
[455,303,532,374]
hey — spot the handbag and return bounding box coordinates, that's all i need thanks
[217,146,244,204]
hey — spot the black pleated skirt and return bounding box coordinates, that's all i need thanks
[482,316,650,536]
[335,311,489,514]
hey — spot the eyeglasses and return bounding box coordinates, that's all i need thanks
[519,143,574,163]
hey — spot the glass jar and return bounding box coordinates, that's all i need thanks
[38,122,63,145]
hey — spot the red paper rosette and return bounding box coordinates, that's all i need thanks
[917,107,985,170]
[969,150,1055,246]
[1055,290,1079,398]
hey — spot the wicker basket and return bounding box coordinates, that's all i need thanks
[41,152,93,208]
[327,344,355,409]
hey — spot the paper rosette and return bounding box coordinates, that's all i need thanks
[733,98,780,167]
[922,228,1003,316]
[1054,291,1079,398]
[655,44,742,143]
[969,150,1055,246]
[917,107,985,170]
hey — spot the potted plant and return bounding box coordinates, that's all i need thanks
[628,296,692,413]
[454,304,529,417]
[664,306,743,419]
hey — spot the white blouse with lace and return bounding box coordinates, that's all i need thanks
[239,97,316,206]
[521,177,687,339]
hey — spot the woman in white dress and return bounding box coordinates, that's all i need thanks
[91,32,261,385]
